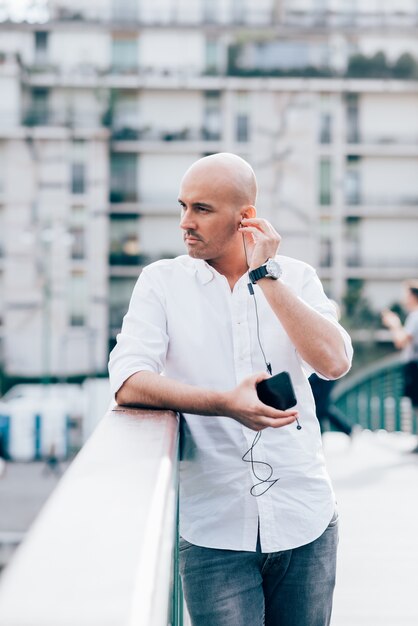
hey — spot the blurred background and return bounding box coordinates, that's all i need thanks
[0,0,417,622]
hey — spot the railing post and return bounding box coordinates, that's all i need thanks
[172,431,183,626]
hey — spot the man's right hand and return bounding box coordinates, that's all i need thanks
[219,372,298,432]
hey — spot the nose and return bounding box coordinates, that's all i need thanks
[180,207,196,231]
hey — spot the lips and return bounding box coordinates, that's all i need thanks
[184,233,203,243]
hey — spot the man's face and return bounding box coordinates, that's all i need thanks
[178,169,241,262]
[404,288,418,312]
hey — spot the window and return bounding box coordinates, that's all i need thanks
[71,163,86,194]
[202,0,218,23]
[111,34,138,71]
[69,205,86,260]
[345,218,361,267]
[203,91,221,140]
[319,112,332,144]
[319,218,333,267]
[345,156,361,205]
[34,31,48,64]
[0,204,4,257]
[346,93,359,143]
[0,270,4,326]
[231,0,245,23]
[68,271,87,327]
[205,38,221,74]
[110,153,138,202]
[109,277,137,332]
[26,88,49,125]
[109,216,141,265]
[71,141,87,195]
[235,92,250,143]
[113,91,139,136]
[319,158,332,205]
[111,0,138,21]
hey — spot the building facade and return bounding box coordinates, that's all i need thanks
[0,0,417,378]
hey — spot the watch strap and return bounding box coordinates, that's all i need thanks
[249,265,268,284]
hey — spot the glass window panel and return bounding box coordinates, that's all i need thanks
[319,112,332,144]
[235,92,250,142]
[28,88,49,125]
[319,158,332,205]
[112,0,138,21]
[71,163,86,195]
[111,35,138,70]
[68,271,87,326]
[202,0,218,23]
[110,153,138,202]
[203,91,221,139]
[109,217,141,265]
[109,277,137,329]
[34,31,48,64]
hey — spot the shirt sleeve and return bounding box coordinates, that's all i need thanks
[404,312,418,338]
[108,267,169,399]
[297,264,353,380]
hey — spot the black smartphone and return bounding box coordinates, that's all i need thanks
[256,371,297,411]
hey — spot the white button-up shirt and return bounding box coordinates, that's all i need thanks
[109,254,353,553]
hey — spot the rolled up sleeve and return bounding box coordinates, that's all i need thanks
[297,264,353,379]
[108,268,169,399]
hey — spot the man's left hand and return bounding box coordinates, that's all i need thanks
[239,218,281,268]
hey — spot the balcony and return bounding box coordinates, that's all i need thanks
[0,406,185,625]
[348,133,418,146]
[346,193,418,207]
[343,133,418,156]
[109,189,139,203]
[110,125,221,145]
[17,5,418,30]
[22,108,101,128]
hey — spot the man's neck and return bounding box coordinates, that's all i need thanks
[207,252,248,291]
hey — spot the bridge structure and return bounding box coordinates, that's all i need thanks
[0,356,416,625]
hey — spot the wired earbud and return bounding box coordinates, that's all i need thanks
[240,231,302,497]
[241,232,302,430]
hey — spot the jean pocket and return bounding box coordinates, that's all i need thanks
[328,510,339,528]
[179,537,193,552]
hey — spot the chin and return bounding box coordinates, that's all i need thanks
[185,243,209,259]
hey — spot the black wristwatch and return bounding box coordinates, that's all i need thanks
[249,258,282,284]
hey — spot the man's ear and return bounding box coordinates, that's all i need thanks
[240,205,257,221]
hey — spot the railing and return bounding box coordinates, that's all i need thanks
[111,126,222,142]
[333,354,416,433]
[0,406,186,626]
[6,6,418,29]
[346,194,418,207]
[347,134,418,146]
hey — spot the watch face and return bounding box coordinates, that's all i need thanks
[266,259,282,279]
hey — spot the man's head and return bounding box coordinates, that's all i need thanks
[178,153,257,264]
[404,280,418,311]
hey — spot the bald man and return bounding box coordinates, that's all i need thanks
[109,153,353,626]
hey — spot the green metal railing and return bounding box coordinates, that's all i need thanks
[333,355,416,434]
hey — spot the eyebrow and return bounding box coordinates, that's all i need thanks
[177,199,214,209]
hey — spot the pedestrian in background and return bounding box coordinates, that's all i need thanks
[309,301,354,438]
[382,280,418,452]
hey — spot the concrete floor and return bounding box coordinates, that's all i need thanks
[324,430,418,626]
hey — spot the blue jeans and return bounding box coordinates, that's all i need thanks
[179,512,339,626]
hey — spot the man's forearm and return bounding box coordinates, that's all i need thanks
[115,370,299,432]
[258,279,350,379]
[116,370,225,415]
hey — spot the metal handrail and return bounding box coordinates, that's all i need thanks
[0,406,183,626]
[332,354,416,433]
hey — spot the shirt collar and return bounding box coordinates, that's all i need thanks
[193,259,215,285]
